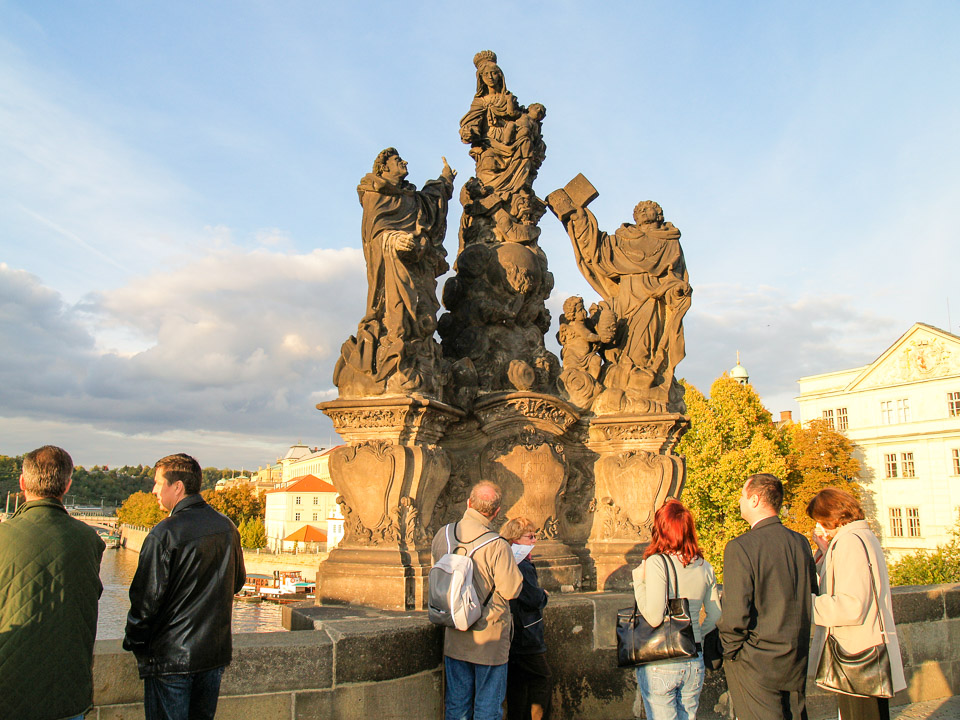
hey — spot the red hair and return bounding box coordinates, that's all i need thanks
[643,499,704,566]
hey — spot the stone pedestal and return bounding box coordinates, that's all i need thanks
[439,391,584,591]
[584,413,689,591]
[316,395,463,610]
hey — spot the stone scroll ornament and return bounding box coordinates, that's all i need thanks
[437,51,560,408]
[548,174,692,415]
[333,149,456,400]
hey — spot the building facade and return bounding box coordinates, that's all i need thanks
[797,323,960,559]
[263,472,340,552]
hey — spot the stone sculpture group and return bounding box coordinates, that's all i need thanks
[318,51,691,609]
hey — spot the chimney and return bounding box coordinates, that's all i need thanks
[780,410,793,423]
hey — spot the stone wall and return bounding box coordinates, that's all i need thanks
[89,583,959,720]
[119,525,149,552]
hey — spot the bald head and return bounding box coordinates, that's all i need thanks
[468,481,502,518]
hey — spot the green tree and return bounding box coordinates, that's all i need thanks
[677,376,788,580]
[239,517,268,549]
[116,491,166,528]
[0,455,23,503]
[202,484,264,526]
[889,522,960,586]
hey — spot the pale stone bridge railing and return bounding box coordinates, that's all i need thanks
[87,582,959,720]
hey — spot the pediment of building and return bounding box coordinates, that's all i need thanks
[846,323,960,391]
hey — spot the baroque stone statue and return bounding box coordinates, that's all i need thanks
[334,149,456,399]
[548,175,691,415]
[438,51,559,404]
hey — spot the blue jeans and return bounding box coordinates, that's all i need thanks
[444,656,509,720]
[143,667,225,720]
[636,655,704,720]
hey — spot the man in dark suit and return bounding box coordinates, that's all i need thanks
[718,473,818,720]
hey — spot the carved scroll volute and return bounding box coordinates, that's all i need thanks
[406,445,451,531]
[329,441,406,535]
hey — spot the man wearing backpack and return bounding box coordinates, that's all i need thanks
[431,481,523,720]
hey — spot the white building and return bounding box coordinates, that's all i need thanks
[263,473,340,552]
[797,323,960,559]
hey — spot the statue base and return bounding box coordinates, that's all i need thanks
[314,547,432,611]
[584,412,689,591]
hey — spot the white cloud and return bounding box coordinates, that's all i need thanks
[0,245,366,464]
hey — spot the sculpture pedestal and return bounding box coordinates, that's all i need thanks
[584,413,689,591]
[315,396,463,610]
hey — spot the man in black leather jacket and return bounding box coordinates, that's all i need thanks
[123,453,245,720]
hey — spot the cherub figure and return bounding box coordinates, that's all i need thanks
[557,296,602,379]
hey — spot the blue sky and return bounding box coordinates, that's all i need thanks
[1,1,958,468]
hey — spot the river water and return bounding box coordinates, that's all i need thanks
[98,547,285,640]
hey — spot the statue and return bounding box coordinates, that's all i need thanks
[437,51,559,402]
[333,149,456,399]
[548,176,691,414]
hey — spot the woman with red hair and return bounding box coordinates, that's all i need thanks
[632,499,721,720]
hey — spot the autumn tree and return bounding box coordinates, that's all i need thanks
[782,418,861,538]
[889,521,960,586]
[677,376,789,579]
[116,491,166,528]
[202,484,264,527]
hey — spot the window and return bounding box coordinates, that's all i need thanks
[880,401,894,424]
[900,452,915,478]
[953,449,960,475]
[312,513,318,521]
[889,508,903,537]
[822,409,834,428]
[881,399,911,424]
[294,512,301,521]
[897,399,911,423]
[313,497,319,505]
[836,407,849,431]
[884,453,898,478]
[949,392,960,417]
[295,496,301,505]
[906,507,921,537]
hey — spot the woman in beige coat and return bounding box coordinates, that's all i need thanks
[806,488,906,720]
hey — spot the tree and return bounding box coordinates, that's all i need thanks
[889,521,960,586]
[677,377,789,580]
[0,455,22,502]
[781,419,861,539]
[239,517,267,549]
[202,484,264,527]
[116,491,166,528]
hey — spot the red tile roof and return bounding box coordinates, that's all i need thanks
[264,474,337,494]
[283,525,328,542]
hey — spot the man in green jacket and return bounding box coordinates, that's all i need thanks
[0,445,106,720]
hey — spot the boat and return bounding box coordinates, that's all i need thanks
[256,570,315,603]
[236,573,272,601]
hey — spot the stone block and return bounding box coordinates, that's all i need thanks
[215,692,292,719]
[296,669,443,720]
[92,639,143,705]
[943,583,960,619]
[96,703,145,720]
[903,660,955,703]
[323,616,442,684]
[900,620,950,665]
[223,631,333,695]
[588,591,633,650]
[891,586,944,624]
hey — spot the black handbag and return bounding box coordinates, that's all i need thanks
[617,554,698,667]
[702,626,724,671]
[815,534,895,698]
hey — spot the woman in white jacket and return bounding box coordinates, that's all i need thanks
[806,488,906,720]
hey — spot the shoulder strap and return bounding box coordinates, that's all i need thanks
[466,531,501,557]
[659,554,680,601]
[826,532,886,637]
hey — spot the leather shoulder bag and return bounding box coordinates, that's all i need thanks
[617,554,698,667]
[815,533,895,698]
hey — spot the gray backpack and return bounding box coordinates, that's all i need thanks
[428,523,500,631]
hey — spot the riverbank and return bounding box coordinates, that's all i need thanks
[119,525,327,581]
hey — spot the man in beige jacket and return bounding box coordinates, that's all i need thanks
[431,481,523,720]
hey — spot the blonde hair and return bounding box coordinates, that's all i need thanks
[500,516,536,543]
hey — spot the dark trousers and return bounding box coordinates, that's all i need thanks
[724,660,808,720]
[506,652,552,720]
[837,695,890,720]
[143,667,225,720]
